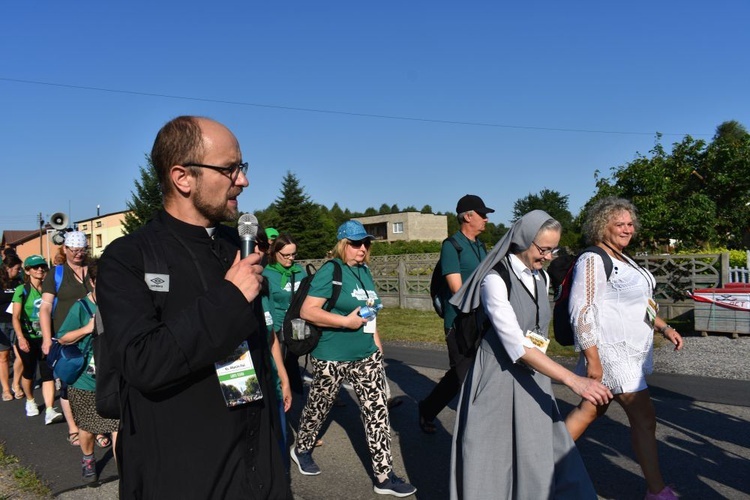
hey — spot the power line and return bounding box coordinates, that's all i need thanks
[0,77,709,137]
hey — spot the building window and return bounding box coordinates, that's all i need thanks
[393,222,404,234]
[96,235,103,248]
[95,221,102,228]
[81,224,88,231]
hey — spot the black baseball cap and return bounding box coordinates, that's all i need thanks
[456,194,495,215]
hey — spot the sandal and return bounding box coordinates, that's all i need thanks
[67,432,80,446]
[2,392,12,402]
[96,434,111,448]
[419,415,437,434]
[387,397,403,409]
[12,387,24,400]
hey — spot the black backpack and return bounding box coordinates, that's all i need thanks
[454,258,538,356]
[430,237,463,318]
[552,246,613,346]
[282,260,343,357]
[93,224,169,419]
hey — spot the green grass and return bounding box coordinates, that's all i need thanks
[377,307,578,357]
[0,443,51,497]
[378,307,444,344]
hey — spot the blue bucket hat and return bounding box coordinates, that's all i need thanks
[337,220,375,241]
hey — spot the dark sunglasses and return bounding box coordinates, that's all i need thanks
[29,265,49,271]
[347,239,372,249]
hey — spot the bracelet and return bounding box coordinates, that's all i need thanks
[658,324,673,334]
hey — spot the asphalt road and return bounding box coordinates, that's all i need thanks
[0,344,748,499]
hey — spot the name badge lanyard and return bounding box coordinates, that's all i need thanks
[347,265,374,306]
[507,256,541,332]
[601,242,656,291]
[165,226,263,405]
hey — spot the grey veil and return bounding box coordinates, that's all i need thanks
[449,209,553,314]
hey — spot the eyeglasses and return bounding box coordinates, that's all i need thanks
[66,247,88,254]
[532,241,559,257]
[474,211,488,219]
[278,251,297,259]
[29,265,49,271]
[348,239,372,249]
[183,162,249,182]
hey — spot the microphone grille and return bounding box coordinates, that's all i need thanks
[237,213,259,238]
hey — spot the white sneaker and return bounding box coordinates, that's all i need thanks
[45,407,64,425]
[25,399,40,417]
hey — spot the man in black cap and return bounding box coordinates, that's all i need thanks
[418,194,494,434]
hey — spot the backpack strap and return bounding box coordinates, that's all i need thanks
[51,265,65,315]
[78,297,95,319]
[54,265,64,293]
[324,260,343,312]
[20,284,35,336]
[581,246,614,280]
[493,258,513,294]
[446,236,463,255]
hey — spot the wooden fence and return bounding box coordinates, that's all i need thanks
[299,252,732,319]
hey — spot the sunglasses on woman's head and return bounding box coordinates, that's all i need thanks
[348,239,371,249]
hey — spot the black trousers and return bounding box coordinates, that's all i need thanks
[419,326,474,421]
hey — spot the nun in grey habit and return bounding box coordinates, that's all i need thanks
[449,210,612,500]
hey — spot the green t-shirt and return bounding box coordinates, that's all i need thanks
[11,285,43,339]
[308,259,380,362]
[440,232,487,329]
[262,265,307,330]
[56,296,97,391]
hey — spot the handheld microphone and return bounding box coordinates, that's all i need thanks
[237,213,259,259]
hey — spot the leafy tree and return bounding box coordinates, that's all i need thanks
[402,205,418,212]
[364,207,378,216]
[511,189,579,248]
[702,122,750,247]
[329,203,347,227]
[421,205,433,214]
[390,204,400,213]
[512,189,573,227]
[268,172,336,259]
[592,133,718,250]
[378,203,391,214]
[123,155,162,234]
[714,120,748,144]
[480,222,509,247]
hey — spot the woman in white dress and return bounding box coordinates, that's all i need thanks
[564,197,683,500]
[449,210,612,500]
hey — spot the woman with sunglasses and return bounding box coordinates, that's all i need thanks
[10,255,59,416]
[1,254,24,401]
[291,220,416,498]
[449,211,612,500]
[40,231,92,438]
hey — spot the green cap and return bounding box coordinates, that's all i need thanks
[265,227,280,239]
[24,255,47,268]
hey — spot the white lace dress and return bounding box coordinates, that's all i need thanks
[568,251,656,391]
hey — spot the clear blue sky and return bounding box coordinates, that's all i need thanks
[2,1,748,231]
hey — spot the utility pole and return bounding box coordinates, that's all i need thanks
[38,213,44,255]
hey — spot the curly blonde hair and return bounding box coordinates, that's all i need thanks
[582,197,639,245]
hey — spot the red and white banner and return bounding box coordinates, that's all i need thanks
[692,289,750,312]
